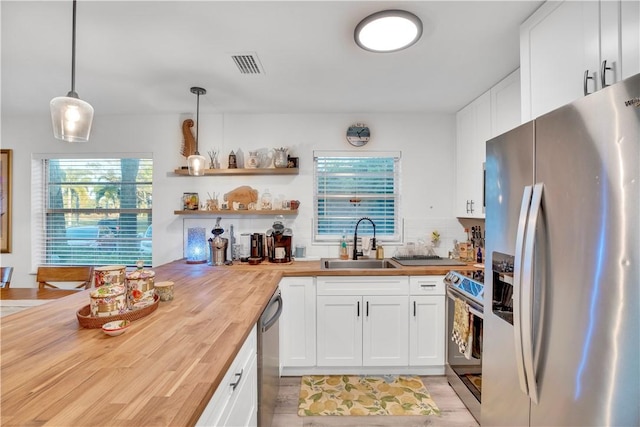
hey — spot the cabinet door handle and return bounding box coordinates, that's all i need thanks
[366,301,369,317]
[357,301,360,317]
[469,200,474,214]
[583,70,594,96]
[413,300,416,317]
[465,200,470,213]
[230,368,244,391]
[600,60,611,88]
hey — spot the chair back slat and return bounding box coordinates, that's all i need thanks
[36,266,93,290]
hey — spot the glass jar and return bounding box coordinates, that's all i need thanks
[261,189,272,210]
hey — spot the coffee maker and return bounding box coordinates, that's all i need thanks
[250,233,265,263]
[265,216,292,263]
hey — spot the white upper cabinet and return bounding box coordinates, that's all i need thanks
[520,0,640,121]
[455,70,521,218]
[491,70,522,138]
[455,91,491,218]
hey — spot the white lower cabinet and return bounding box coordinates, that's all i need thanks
[281,275,446,375]
[196,326,257,427]
[316,295,362,366]
[316,276,410,368]
[316,295,409,367]
[362,296,409,366]
[279,277,316,368]
[409,297,445,366]
[409,276,446,369]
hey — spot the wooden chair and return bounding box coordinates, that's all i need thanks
[1,266,14,288]
[36,266,93,290]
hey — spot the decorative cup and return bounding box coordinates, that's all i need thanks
[155,281,174,301]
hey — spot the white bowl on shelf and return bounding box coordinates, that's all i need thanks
[101,320,130,336]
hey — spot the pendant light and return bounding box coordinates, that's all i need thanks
[187,87,207,176]
[50,0,94,143]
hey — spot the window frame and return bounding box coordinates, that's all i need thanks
[31,153,153,269]
[313,150,401,243]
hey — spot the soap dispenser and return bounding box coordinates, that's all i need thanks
[339,233,349,260]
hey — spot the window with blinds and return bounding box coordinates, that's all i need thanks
[31,155,153,268]
[314,151,400,242]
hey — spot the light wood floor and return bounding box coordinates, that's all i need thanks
[273,376,479,427]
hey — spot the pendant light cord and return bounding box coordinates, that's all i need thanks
[195,91,200,154]
[69,0,78,98]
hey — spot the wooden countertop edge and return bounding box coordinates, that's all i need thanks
[186,269,283,427]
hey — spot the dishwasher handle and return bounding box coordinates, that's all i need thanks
[261,291,283,333]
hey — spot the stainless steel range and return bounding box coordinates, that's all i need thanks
[444,270,484,423]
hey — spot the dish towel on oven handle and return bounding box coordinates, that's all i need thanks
[452,298,473,359]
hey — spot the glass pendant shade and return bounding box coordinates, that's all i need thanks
[50,94,94,142]
[188,86,207,176]
[187,153,207,176]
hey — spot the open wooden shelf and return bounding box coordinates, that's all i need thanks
[173,168,298,176]
[174,209,298,216]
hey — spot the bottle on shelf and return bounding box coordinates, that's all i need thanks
[228,151,237,169]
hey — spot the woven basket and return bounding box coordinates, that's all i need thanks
[77,294,159,329]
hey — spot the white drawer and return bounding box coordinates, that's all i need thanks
[317,276,409,296]
[409,276,445,296]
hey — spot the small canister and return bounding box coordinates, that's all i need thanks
[155,281,174,301]
[90,285,127,317]
[93,265,126,288]
[125,269,156,309]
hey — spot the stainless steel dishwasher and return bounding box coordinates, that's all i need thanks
[258,288,282,427]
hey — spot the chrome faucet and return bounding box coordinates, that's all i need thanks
[352,217,376,260]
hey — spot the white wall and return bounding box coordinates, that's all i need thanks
[1,111,464,287]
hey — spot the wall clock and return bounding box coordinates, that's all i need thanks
[346,123,371,147]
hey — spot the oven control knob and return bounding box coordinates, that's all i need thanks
[452,275,460,283]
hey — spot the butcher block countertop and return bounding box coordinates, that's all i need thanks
[0,258,479,426]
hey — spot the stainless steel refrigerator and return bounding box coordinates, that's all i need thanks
[483,73,639,426]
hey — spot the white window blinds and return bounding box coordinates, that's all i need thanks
[31,155,153,268]
[314,151,400,241]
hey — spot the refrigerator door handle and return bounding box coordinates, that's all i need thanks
[521,182,543,404]
[513,185,533,397]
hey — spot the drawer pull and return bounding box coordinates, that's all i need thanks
[419,283,436,288]
[230,369,244,391]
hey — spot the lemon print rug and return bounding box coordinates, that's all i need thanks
[298,375,440,416]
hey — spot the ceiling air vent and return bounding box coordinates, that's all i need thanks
[230,52,265,75]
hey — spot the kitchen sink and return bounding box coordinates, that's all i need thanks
[321,258,399,270]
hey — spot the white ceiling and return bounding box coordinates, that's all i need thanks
[1,1,543,117]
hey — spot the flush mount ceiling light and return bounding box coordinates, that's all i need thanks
[187,87,207,176]
[50,0,94,143]
[354,10,423,53]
